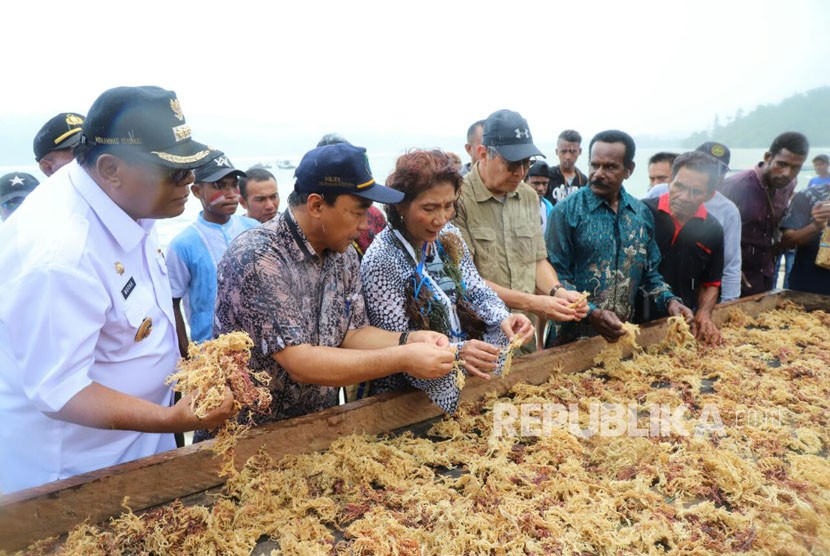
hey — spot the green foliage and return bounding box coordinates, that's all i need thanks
[682,87,830,148]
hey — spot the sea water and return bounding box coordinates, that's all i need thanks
[2,146,826,251]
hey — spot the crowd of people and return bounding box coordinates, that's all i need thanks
[0,85,828,494]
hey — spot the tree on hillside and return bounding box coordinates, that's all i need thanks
[682,87,830,148]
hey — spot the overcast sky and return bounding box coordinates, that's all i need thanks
[3,0,828,145]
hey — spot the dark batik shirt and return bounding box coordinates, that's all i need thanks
[780,183,830,295]
[546,186,678,342]
[643,194,724,309]
[720,164,796,286]
[214,208,369,423]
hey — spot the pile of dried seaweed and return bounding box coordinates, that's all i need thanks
[10,304,829,555]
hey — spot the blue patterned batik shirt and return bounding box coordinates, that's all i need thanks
[545,186,678,343]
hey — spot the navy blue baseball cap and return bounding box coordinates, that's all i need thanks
[81,86,217,169]
[194,151,247,183]
[294,143,404,204]
[482,109,545,162]
[33,112,85,161]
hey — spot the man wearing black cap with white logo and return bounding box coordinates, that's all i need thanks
[167,153,259,358]
[0,86,234,493]
[0,172,39,221]
[33,112,85,177]
[454,109,589,352]
[645,141,742,302]
[211,142,455,427]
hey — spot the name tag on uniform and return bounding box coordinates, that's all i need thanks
[121,277,136,300]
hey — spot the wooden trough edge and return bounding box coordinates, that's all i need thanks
[0,290,821,550]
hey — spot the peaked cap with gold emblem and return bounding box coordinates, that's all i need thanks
[80,86,218,169]
[33,112,86,162]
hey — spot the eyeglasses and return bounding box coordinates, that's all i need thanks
[209,177,240,191]
[502,156,534,174]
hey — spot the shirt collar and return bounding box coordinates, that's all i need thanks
[282,208,320,262]
[68,161,151,253]
[197,211,234,229]
[657,192,708,220]
[585,185,638,213]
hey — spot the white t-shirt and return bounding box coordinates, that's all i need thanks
[0,161,177,493]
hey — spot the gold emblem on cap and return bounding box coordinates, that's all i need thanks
[135,317,153,342]
[151,149,212,164]
[172,124,192,142]
[170,98,185,122]
[65,114,84,127]
[711,145,726,157]
[115,262,125,275]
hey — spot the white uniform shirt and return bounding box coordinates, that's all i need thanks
[0,161,177,494]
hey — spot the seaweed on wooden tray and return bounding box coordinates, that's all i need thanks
[166,331,272,475]
[10,306,830,555]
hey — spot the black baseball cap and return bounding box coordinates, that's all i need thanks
[0,172,39,204]
[33,112,85,161]
[526,160,550,178]
[482,109,545,162]
[81,86,217,169]
[696,141,731,172]
[294,143,404,204]
[194,152,247,183]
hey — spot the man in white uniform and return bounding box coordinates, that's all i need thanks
[0,86,235,494]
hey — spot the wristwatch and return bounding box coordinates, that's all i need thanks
[549,284,564,297]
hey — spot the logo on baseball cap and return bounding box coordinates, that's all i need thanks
[194,152,247,183]
[482,109,545,162]
[294,143,404,204]
[33,113,85,162]
[0,172,39,205]
[696,141,731,172]
[80,86,218,169]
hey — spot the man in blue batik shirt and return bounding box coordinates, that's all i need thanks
[545,130,693,346]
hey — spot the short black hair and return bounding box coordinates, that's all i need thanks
[287,189,359,208]
[589,130,636,167]
[671,151,721,192]
[769,132,809,157]
[648,152,679,166]
[813,154,829,164]
[74,141,143,168]
[558,129,582,144]
[240,167,276,199]
[466,120,485,143]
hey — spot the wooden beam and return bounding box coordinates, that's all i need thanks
[0,290,822,551]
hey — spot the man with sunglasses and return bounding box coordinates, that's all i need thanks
[454,109,589,352]
[0,86,235,493]
[0,172,39,220]
[167,154,259,357]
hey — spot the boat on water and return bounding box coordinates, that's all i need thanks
[276,159,296,170]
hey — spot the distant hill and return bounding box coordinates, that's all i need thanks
[682,86,830,148]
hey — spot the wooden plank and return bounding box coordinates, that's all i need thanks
[0,290,825,551]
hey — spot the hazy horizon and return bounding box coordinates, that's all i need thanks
[2,0,828,166]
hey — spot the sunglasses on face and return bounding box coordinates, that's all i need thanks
[502,156,534,173]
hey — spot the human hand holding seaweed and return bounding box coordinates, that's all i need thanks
[499,313,535,345]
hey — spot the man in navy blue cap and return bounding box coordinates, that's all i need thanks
[167,152,259,357]
[0,85,233,493]
[33,112,85,177]
[0,172,39,220]
[208,143,456,428]
[454,109,589,352]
